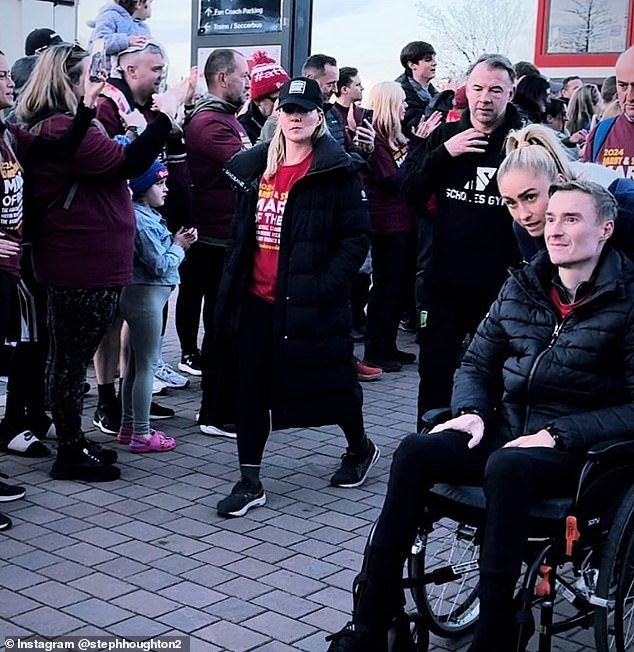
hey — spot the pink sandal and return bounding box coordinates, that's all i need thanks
[129,429,175,453]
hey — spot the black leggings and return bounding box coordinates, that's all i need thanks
[357,430,584,650]
[46,287,118,451]
[235,294,365,466]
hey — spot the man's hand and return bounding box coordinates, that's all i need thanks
[354,119,375,153]
[443,128,488,157]
[413,111,443,139]
[429,413,485,449]
[503,430,556,449]
[0,235,20,259]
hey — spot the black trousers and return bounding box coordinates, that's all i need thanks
[235,294,366,467]
[416,282,497,430]
[357,430,584,650]
[364,232,413,360]
[175,240,226,357]
[3,248,49,428]
[46,288,118,450]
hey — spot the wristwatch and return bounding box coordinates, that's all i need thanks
[546,425,563,449]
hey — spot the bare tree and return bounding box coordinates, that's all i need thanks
[555,0,619,53]
[415,0,529,78]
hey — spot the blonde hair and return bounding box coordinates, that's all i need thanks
[602,99,622,120]
[15,44,88,126]
[367,81,407,150]
[566,84,601,134]
[499,124,573,184]
[263,109,327,179]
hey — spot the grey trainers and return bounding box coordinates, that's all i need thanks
[330,440,380,488]
[217,479,266,517]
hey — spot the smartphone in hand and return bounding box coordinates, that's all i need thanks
[89,38,106,82]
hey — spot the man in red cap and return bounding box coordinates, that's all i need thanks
[238,51,289,144]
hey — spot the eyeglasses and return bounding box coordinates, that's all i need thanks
[0,71,12,81]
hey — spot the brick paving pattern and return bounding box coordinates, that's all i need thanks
[0,303,593,650]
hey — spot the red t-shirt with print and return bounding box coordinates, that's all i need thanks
[250,153,313,303]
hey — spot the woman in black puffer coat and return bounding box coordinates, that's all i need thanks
[213,78,378,518]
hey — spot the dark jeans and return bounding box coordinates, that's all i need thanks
[357,430,583,650]
[364,232,412,360]
[416,282,497,429]
[235,294,365,466]
[46,287,118,450]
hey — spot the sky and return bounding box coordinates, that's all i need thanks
[75,0,537,90]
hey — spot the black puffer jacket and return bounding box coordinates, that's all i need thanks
[452,248,634,453]
[217,135,370,429]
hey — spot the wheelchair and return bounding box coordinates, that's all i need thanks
[352,409,634,652]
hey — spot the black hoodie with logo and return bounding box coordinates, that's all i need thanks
[403,104,522,296]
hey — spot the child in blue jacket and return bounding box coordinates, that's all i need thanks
[118,160,197,452]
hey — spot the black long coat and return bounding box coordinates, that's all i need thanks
[452,248,634,452]
[216,135,370,430]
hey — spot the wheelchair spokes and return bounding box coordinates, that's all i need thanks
[407,519,480,637]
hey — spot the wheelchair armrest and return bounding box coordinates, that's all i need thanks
[420,407,452,431]
[585,439,634,461]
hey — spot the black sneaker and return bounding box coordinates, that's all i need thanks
[93,403,121,435]
[178,351,202,376]
[363,357,402,373]
[217,479,266,518]
[150,401,175,420]
[330,440,380,488]
[390,349,416,364]
[50,448,121,483]
[326,622,385,652]
[0,512,13,531]
[85,441,118,465]
[0,473,26,502]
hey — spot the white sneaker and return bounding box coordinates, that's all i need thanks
[152,377,167,396]
[155,360,190,389]
[199,423,237,439]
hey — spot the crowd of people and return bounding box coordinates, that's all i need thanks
[3,2,634,649]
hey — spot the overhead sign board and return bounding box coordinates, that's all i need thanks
[198,0,282,35]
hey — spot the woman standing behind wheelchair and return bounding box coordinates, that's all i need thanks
[496,123,633,262]
[327,179,634,652]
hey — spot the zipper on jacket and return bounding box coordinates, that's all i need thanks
[522,316,567,434]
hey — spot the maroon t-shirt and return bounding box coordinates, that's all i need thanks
[0,129,29,279]
[363,134,414,234]
[584,113,634,177]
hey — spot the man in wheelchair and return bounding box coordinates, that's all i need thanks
[327,179,634,652]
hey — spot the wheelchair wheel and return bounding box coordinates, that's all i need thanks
[594,485,634,651]
[407,519,480,638]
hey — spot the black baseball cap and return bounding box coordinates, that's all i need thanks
[277,77,323,111]
[25,28,63,56]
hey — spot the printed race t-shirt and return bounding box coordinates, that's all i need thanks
[249,153,312,303]
[0,136,24,279]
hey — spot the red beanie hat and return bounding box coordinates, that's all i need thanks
[248,51,290,101]
[453,85,468,110]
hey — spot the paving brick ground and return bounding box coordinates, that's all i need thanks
[0,303,594,651]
